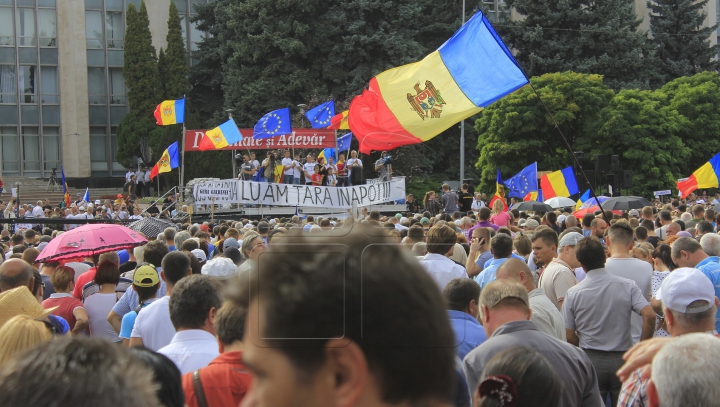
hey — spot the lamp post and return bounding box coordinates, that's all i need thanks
[459,0,466,186]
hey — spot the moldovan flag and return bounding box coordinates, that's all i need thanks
[198,118,243,151]
[154,97,185,125]
[677,152,720,198]
[540,167,579,199]
[488,169,508,211]
[61,166,70,207]
[348,11,527,154]
[149,141,179,180]
[327,110,349,130]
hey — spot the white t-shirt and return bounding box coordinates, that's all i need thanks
[85,293,121,342]
[116,210,129,220]
[131,296,176,351]
[32,206,44,218]
[605,257,653,343]
[291,160,301,178]
[303,162,315,180]
[281,157,294,175]
[125,171,134,182]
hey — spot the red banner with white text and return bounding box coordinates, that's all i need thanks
[185,129,335,151]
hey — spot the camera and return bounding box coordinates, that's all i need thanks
[382,155,393,165]
[234,154,244,167]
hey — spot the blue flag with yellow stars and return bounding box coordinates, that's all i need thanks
[306,100,335,129]
[253,107,292,139]
[504,162,538,199]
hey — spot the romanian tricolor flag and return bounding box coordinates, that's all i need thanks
[348,11,527,154]
[523,190,543,202]
[540,167,579,199]
[327,110,349,130]
[61,166,70,207]
[153,97,185,125]
[677,152,720,198]
[198,118,243,151]
[488,169,508,211]
[149,141,180,180]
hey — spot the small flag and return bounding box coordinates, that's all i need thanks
[82,187,90,203]
[523,190,543,202]
[327,110,349,130]
[504,163,538,199]
[150,141,180,179]
[198,118,243,151]
[576,189,591,211]
[253,108,292,139]
[488,168,508,211]
[337,132,352,152]
[61,166,70,207]
[153,97,185,125]
[540,167,579,199]
[306,101,335,129]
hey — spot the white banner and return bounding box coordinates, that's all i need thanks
[193,178,406,208]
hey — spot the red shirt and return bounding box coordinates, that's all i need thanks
[72,267,96,299]
[311,174,322,186]
[182,351,252,407]
[42,294,84,330]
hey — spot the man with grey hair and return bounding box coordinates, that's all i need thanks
[462,279,603,407]
[700,232,720,256]
[564,214,578,229]
[670,237,720,332]
[539,231,582,310]
[496,258,566,340]
[647,333,720,407]
[618,268,719,407]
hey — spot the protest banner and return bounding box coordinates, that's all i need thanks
[185,129,335,151]
[193,178,406,208]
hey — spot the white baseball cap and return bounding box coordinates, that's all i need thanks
[655,267,716,313]
[559,232,583,248]
[201,257,237,280]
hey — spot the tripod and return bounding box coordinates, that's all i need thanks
[46,168,60,191]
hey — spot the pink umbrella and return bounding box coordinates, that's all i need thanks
[36,224,147,263]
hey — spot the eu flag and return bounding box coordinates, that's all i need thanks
[253,108,292,139]
[504,162,538,199]
[306,100,335,129]
[337,132,352,152]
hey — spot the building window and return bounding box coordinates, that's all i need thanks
[37,8,55,46]
[106,11,123,49]
[0,8,14,46]
[40,65,57,103]
[87,67,105,104]
[108,67,124,104]
[175,0,210,66]
[483,0,505,22]
[1,126,18,172]
[18,65,36,103]
[0,64,16,103]
[15,8,34,46]
[86,10,103,49]
[21,125,39,172]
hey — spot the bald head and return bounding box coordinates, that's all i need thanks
[495,258,535,291]
[0,258,35,292]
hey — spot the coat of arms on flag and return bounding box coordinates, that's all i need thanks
[407,80,445,120]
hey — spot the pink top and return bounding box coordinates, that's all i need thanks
[490,212,512,228]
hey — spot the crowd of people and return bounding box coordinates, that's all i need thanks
[0,182,719,407]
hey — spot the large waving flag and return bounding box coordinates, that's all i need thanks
[198,118,243,151]
[149,141,180,179]
[327,110,349,130]
[154,97,185,125]
[61,166,70,207]
[348,11,528,154]
[677,152,720,198]
[318,148,336,164]
[253,108,292,139]
[540,167,579,199]
[576,189,591,211]
[488,169,508,211]
[504,163,538,198]
[337,132,352,152]
[306,101,335,129]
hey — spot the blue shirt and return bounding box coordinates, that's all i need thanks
[119,298,159,339]
[474,251,493,272]
[112,267,166,317]
[447,310,487,360]
[694,256,720,332]
[483,253,525,268]
[475,258,509,288]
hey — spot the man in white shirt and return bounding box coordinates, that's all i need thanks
[158,274,222,374]
[281,150,295,184]
[250,152,260,170]
[539,231,582,310]
[605,222,653,343]
[291,153,302,184]
[125,168,134,183]
[32,200,44,218]
[143,169,151,197]
[418,224,468,290]
[303,155,315,185]
[129,251,191,351]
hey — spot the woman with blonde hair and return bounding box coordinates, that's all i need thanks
[0,315,52,366]
[489,199,512,228]
[423,191,443,217]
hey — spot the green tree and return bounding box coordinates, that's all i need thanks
[661,71,720,175]
[593,89,690,197]
[648,0,720,83]
[499,0,658,89]
[475,72,614,191]
[116,2,163,166]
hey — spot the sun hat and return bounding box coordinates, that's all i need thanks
[133,264,160,288]
[201,257,237,280]
[191,249,207,262]
[0,287,57,328]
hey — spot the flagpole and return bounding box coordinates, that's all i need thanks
[180,121,186,207]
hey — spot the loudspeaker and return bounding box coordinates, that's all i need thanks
[610,174,622,196]
[582,170,596,191]
[595,155,609,174]
[610,155,620,172]
[622,170,633,189]
[573,151,585,169]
